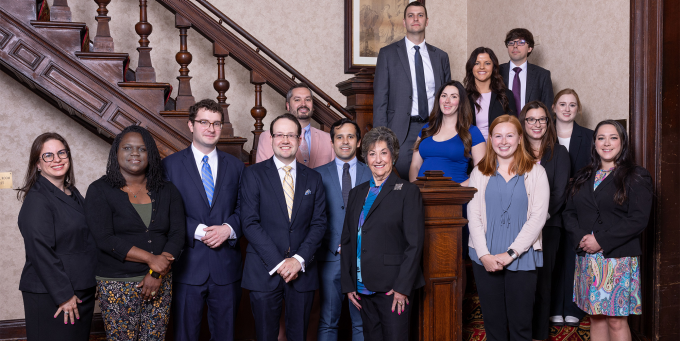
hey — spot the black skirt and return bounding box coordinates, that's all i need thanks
[22,286,96,341]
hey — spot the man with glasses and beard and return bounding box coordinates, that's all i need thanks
[256,83,335,168]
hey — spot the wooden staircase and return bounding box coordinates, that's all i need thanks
[0,0,350,162]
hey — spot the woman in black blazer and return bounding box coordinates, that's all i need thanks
[519,101,571,340]
[86,125,185,341]
[341,127,425,341]
[550,88,594,326]
[17,133,97,341]
[464,46,517,140]
[564,120,652,341]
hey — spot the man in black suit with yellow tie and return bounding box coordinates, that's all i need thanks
[240,113,327,341]
[372,1,451,179]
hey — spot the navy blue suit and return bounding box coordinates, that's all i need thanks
[240,157,327,341]
[163,147,244,341]
[315,160,371,341]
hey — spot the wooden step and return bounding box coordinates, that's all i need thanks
[75,52,128,83]
[118,81,171,116]
[158,110,191,135]
[30,21,85,52]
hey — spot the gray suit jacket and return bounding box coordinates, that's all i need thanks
[500,62,554,111]
[314,160,372,261]
[373,39,451,143]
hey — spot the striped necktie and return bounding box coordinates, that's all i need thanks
[201,155,214,206]
[283,166,294,220]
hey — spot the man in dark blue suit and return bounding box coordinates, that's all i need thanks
[315,119,371,341]
[162,99,244,341]
[240,113,327,341]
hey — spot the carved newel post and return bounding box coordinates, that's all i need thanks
[414,171,477,341]
[336,68,374,136]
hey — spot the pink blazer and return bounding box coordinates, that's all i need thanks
[255,126,335,168]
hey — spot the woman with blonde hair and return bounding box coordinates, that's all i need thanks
[467,115,549,341]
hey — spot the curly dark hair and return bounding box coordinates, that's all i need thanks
[105,125,165,192]
[464,47,512,116]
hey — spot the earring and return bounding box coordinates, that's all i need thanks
[37,168,41,172]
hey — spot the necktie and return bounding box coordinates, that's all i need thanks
[512,67,522,115]
[201,155,214,206]
[342,163,351,207]
[299,131,310,165]
[283,166,295,220]
[414,46,429,121]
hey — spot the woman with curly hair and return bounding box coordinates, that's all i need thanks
[85,125,185,340]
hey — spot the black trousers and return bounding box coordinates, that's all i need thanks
[358,291,412,341]
[532,226,561,340]
[23,286,96,341]
[249,277,314,341]
[394,120,425,180]
[472,262,537,341]
[550,228,587,319]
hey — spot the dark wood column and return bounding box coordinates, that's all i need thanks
[336,68,372,136]
[414,171,476,341]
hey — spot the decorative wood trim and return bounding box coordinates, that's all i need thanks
[10,39,44,70]
[42,62,110,115]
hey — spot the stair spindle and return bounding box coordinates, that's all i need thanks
[213,44,234,136]
[249,71,267,165]
[51,0,72,22]
[174,15,194,111]
[135,0,156,82]
[92,0,113,52]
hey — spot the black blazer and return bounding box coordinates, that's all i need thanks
[566,122,594,176]
[563,166,653,258]
[541,144,571,228]
[341,174,425,295]
[18,175,97,305]
[85,177,186,278]
[469,89,517,127]
[500,62,554,110]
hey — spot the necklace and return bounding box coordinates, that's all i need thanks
[124,185,144,198]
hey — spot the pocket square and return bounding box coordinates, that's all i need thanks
[394,183,403,190]
[305,189,312,195]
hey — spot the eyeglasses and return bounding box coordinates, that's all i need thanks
[272,133,300,141]
[192,120,223,130]
[42,149,69,162]
[506,39,527,47]
[525,117,548,125]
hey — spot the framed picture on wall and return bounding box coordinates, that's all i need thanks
[344,0,424,73]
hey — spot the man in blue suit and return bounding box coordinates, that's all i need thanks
[240,113,327,341]
[162,99,244,341]
[315,119,371,341]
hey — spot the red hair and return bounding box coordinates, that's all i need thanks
[477,115,535,176]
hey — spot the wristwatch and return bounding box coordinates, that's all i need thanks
[507,249,518,260]
[149,269,162,279]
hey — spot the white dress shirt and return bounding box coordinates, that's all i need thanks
[405,37,435,117]
[507,60,528,109]
[269,156,306,275]
[558,136,571,152]
[191,143,237,241]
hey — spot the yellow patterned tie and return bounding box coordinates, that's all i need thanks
[283,166,294,220]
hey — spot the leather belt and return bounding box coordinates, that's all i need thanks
[410,116,427,123]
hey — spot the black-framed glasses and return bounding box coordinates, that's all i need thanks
[525,117,548,125]
[192,120,223,130]
[42,149,69,162]
[272,133,300,140]
[506,39,527,47]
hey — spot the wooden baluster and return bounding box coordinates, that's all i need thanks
[174,15,194,111]
[92,0,113,52]
[249,71,267,165]
[135,0,155,82]
[51,0,72,22]
[213,44,234,136]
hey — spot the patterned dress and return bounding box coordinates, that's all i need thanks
[573,167,642,316]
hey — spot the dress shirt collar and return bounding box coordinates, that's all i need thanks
[510,60,527,72]
[334,156,357,169]
[191,143,217,165]
[405,36,427,53]
[273,154,297,172]
[303,124,311,134]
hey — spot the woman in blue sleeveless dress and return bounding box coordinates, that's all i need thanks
[409,80,486,185]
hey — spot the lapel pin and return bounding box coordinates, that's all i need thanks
[395,183,403,190]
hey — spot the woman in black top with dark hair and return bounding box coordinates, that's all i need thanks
[17,132,97,341]
[519,101,571,340]
[464,46,517,140]
[563,120,652,341]
[86,125,185,341]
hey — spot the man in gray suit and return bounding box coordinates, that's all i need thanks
[499,28,554,114]
[315,119,372,341]
[372,1,451,179]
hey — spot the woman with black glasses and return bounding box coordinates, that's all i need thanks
[17,132,98,341]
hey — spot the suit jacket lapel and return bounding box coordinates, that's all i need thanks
[501,63,509,87]
[310,128,321,168]
[356,163,371,184]
[290,163,308,224]
[265,159,290,221]
[183,148,210,208]
[327,162,343,204]
[396,40,412,88]
[210,152,228,208]
[587,173,599,207]
[365,175,397,221]
[594,170,615,196]
[525,63,536,101]
[42,176,84,214]
[351,182,370,227]
[427,44,442,91]
[570,123,584,168]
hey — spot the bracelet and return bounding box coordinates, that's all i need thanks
[149,269,162,279]
[507,249,518,260]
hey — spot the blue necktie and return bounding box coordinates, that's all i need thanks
[414,45,429,121]
[201,155,214,206]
